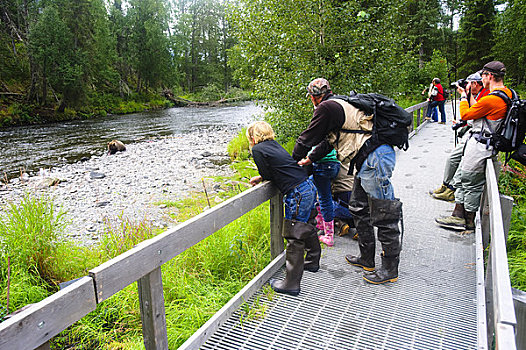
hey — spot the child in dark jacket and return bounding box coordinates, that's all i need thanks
[247,121,320,296]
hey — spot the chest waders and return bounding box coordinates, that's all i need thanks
[270,192,321,296]
[345,179,404,284]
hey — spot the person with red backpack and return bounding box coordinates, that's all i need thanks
[425,78,447,124]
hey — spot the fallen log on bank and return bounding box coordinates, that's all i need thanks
[161,90,245,107]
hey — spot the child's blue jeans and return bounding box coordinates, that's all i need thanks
[284,179,317,223]
[312,161,340,222]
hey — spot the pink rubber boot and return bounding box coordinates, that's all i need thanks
[315,206,324,231]
[319,220,334,247]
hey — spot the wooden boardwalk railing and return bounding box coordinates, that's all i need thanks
[0,182,282,350]
[0,100,433,350]
[478,159,518,349]
[0,100,521,350]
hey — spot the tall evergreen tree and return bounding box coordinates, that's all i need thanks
[28,5,81,109]
[173,0,232,93]
[492,0,526,85]
[457,0,495,78]
[127,0,174,91]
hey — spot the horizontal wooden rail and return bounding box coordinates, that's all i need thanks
[0,181,279,350]
[89,181,279,303]
[405,101,428,113]
[479,159,517,350]
[0,277,96,350]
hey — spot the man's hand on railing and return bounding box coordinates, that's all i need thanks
[249,175,263,186]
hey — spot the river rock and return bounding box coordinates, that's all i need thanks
[90,171,106,179]
[0,129,240,245]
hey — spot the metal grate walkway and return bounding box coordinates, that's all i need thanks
[201,104,478,350]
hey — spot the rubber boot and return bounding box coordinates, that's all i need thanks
[319,220,334,246]
[363,255,400,284]
[363,198,402,284]
[345,240,375,271]
[304,229,321,272]
[315,206,324,231]
[344,179,375,271]
[270,238,304,295]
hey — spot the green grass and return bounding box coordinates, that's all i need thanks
[0,147,271,348]
[227,128,250,161]
[498,158,526,291]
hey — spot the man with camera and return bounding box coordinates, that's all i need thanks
[435,61,511,234]
[431,72,490,201]
[425,78,447,124]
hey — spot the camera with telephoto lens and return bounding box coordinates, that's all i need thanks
[450,79,468,89]
[451,120,468,131]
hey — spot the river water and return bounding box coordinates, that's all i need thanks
[0,102,263,179]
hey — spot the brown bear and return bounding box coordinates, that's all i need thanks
[107,140,126,155]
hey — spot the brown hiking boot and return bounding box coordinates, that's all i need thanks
[429,184,447,195]
[432,188,455,202]
[435,215,466,231]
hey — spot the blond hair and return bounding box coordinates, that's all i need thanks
[246,121,275,145]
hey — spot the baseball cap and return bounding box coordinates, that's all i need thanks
[466,72,482,82]
[306,78,331,97]
[480,61,506,76]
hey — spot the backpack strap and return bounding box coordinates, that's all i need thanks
[339,129,372,134]
[489,88,515,108]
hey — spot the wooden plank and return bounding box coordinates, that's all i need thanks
[35,342,50,350]
[481,188,491,250]
[90,181,279,302]
[495,323,517,350]
[138,267,168,350]
[405,101,428,113]
[178,252,286,350]
[499,194,513,241]
[269,192,284,259]
[486,161,517,328]
[512,288,526,350]
[475,212,488,350]
[0,277,96,350]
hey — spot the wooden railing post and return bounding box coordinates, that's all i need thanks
[269,192,284,259]
[500,194,513,241]
[138,267,168,350]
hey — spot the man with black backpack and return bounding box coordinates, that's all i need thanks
[435,61,512,234]
[292,78,406,285]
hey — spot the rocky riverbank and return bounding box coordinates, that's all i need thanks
[0,126,248,245]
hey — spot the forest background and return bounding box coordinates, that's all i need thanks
[1,0,526,134]
[2,0,526,347]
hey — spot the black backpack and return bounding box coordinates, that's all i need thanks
[330,92,412,171]
[442,89,450,100]
[483,89,526,164]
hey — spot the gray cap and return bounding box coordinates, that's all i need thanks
[466,72,482,82]
[480,61,506,76]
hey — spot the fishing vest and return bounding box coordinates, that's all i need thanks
[327,99,373,164]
